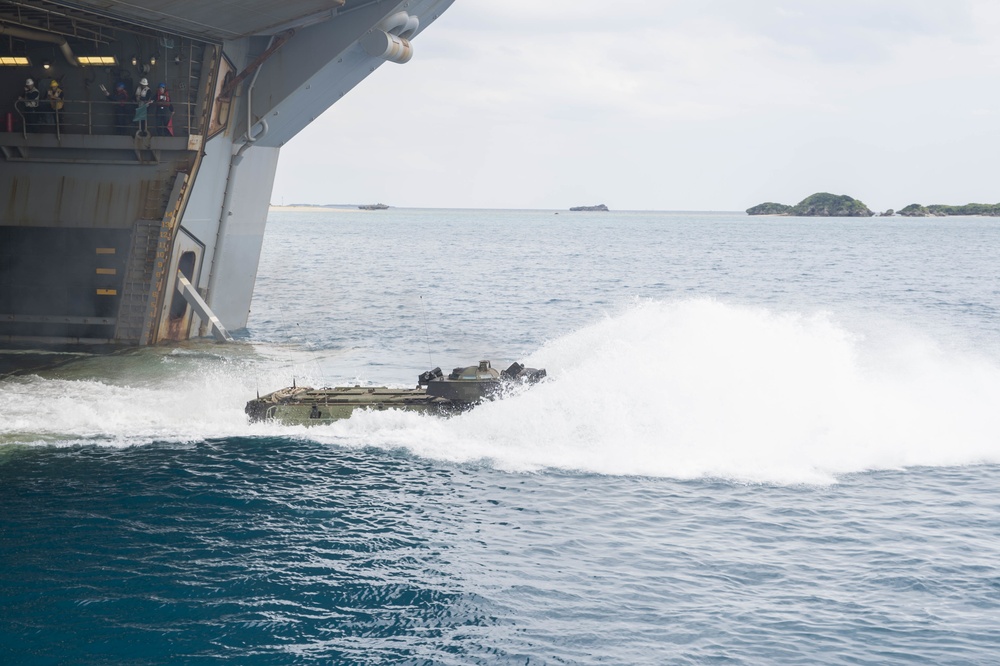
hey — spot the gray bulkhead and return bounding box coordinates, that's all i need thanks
[0,0,456,346]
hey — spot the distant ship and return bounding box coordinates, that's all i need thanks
[0,0,456,348]
[358,203,390,210]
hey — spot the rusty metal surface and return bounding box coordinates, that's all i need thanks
[43,0,348,41]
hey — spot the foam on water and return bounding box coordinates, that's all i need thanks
[0,350,297,447]
[313,299,1000,483]
[3,299,1000,483]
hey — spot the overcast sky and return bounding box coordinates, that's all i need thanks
[270,1,1000,211]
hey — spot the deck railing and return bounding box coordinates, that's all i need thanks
[12,98,196,140]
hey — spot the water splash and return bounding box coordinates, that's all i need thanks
[0,349,299,447]
[3,299,1000,483]
[313,299,1000,484]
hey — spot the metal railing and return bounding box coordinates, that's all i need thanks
[12,98,196,140]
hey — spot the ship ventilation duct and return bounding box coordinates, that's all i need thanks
[359,10,419,64]
[0,23,79,66]
[360,30,412,64]
[380,11,420,39]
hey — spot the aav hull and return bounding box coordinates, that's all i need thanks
[246,361,547,426]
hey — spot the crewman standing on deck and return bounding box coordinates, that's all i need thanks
[154,82,173,136]
[20,78,40,132]
[133,77,152,135]
[99,81,130,135]
[45,79,64,132]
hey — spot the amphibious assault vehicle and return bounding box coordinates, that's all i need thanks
[246,360,546,425]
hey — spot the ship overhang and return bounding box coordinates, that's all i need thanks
[0,0,458,349]
[35,1,349,42]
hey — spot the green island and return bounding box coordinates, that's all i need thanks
[748,193,1000,217]
[897,203,1000,217]
[746,193,873,217]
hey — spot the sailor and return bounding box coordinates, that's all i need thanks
[99,81,131,134]
[153,82,173,136]
[133,77,153,135]
[19,78,40,132]
[309,405,321,419]
[45,79,64,132]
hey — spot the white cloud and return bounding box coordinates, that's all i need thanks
[273,0,1000,210]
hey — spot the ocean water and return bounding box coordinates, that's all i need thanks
[3,208,1000,664]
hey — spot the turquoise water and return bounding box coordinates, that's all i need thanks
[3,209,1000,663]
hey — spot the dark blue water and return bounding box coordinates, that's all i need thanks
[3,209,1000,663]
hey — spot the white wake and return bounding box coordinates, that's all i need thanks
[3,299,1000,484]
[311,299,1000,483]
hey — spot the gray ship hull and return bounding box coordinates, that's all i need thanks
[1,0,455,349]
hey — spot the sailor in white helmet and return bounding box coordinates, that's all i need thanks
[134,77,153,134]
[20,78,40,132]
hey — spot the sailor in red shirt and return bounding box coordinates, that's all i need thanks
[154,83,174,136]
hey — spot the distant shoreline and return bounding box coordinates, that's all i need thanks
[269,205,361,212]
[269,204,1000,216]
[268,205,749,214]
[747,193,1000,217]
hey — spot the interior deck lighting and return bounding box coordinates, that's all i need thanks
[78,56,118,66]
[0,56,31,66]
